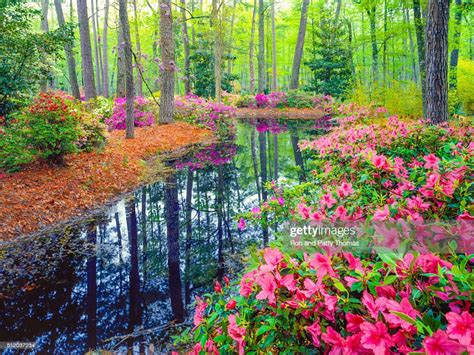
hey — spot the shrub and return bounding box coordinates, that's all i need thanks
[104,96,155,130]
[181,247,473,354]
[21,92,81,165]
[285,90,314,108]
[457,59,474,115]
[75,111,108,152]
[234,95,256,108]
[0,118,33,172]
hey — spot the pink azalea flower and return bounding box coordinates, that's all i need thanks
[193,297,207,326]
[445,311,474,346]
[308,253,336,285]
[237,218,246,230]
[306,321,321,347]
[320,193,337,209]
[228,314,246,355]
[332,205,350,221]
[360,321,393,354]
[302,278,321,298]
[337,182,354,197]
[362,291,387,319]
[346,313,365,333]
[263,247,284,267]
[321,326,345,353]
[277,196,285,205]
[239,271,255,297]
[423,154,440,169]
[371,154,391,170]
[280,273,297,292]
[385,297,420,331]
[373,205,390,221]
[343,253,364,272]
[423,330,465,355]
[297,203,312,219]
[255,273,277,304]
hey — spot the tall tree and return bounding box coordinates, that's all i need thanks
[413,0,426,114]
[54,0,81,99]
[159,0,175,124]
[180,0,191,94]
[425,0,450,124]
[102,0,110,97]
[119,0,135,138]
[133,0,143,96]
[212,0,224,102]
[271,0,277,91]
[249,0,257,93]
[257,0,265,92]
[365,0,378,84]
[40,0,49,92]
[289,0,310,90]
[90,0,101,94]
[116,24,126,97]
[77,0,97,99]
[449,0,463,90]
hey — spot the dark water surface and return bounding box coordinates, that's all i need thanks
[0,118,328,354]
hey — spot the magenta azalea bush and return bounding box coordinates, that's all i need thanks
[182,247,473,354]
[175,94,235,136]
[178,104,473,354]
[104,96,155,130]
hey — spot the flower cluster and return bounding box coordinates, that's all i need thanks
[176,142,237,170]
[185,247,473,354]
[104,96,155,130]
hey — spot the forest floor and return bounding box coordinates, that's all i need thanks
[0,122,212,240]
[235,107,327,120]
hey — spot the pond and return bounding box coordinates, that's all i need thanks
[0,117,331,353]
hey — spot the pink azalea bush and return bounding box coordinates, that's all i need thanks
[175,94,235,136]
[104,96,155,130]
[183,247,473,354]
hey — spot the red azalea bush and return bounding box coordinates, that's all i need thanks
[181,247,473,354]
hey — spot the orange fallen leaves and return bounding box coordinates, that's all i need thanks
[0,122,212,240]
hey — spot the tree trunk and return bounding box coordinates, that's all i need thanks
[54,0,81,99]
[159,0,175,124]
[184,169,193,305]
[133,0,143,96]
[116,23,126,97]
[257,0,265,92]
[216,166,225,279]
[289,0,310,90]
[90,0,101,95]
[425,0,450,124]
[77,0,97,100]
[405,7,418,83]
[367,3,378,84]
[258,131,268,245]
[249,0,257,93]
[271,0,277,91]
[273,134,278,180]
[40,0,49,92]
[164,172,185,322]
[413,0,427,115]
[102,0,110,97]
[119,0,135,138]
[180,0,191,94]
[86,224,97,351]
[449,0,462,90]
[250,129,261,202]
[212,0,223,102]
[291,132,306,182]
[383,0,387,85]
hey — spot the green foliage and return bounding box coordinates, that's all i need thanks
[0,120,33,172]
[457,59,474,115]
[349,81,423,117]
[305,8,352,98]
[189,37,238,98]
[285,90,313,108]
[0,4,73,115]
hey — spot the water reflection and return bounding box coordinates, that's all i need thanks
[0,118,329,353]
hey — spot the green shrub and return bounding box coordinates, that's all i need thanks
[285,90,314,108]
[0,120,33,172]
[76,111,108,152]
[234,94,255,108]
[458,59,474,115]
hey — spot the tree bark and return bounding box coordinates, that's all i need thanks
[101,0,110,97]
[249,0,257,93]
[54,0,81,99]
[413,0,427,115]
[40,0,50,92]
[271,0,277,91]
[159,0,175,124]
[77,0,97,99]
[133,0,143,96]
[449,0,462,90]
[212,0,223,102]
[425,0,450,124]
[366,3,378,84]
[119,0,135,138]
[164,172,185,322]
[405,7,418,83]
[180,0,191,94]
[257,0,265,92]
[90,0,101,95]
[117,24,126,96]
[289,0,310,90]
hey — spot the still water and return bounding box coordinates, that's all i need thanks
[0,118,329,353]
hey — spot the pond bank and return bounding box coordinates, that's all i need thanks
[235,107,327,120]
[0,122,212,240]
